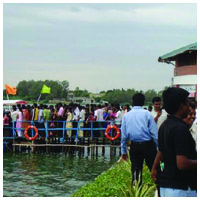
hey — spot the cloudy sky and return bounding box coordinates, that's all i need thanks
[3,3,197,93]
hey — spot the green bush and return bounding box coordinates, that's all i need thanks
[73,159,156,197]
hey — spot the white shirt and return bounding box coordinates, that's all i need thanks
[115,110,123,125]
[151,108,168,129]
[73,107,80,121]
[79,109,86,121]
[38,109,44,122]
[94,109,104,121]
[11,110,20,121]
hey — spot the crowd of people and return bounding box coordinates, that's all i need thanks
[3,102,131,138]
[120,88,197,197]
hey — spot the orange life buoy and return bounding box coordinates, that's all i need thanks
[105,125,120,141]
[24,125,38,141]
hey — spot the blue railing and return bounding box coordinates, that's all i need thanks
[3,120,122,143]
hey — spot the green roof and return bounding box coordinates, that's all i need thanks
[158,42,197,62]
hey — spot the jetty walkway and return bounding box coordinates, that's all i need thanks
[3,120,121,156]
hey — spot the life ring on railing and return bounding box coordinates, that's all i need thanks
[24,125,38,141]
[105,125,120,141]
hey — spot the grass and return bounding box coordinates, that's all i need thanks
[73,159,156,197]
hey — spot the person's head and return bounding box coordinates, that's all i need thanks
[33,103,38,108]
[112,107,116,113]
[132,93,145,107]
[12,105,17,111]
[162,87,189,119]
[122,105,127,110]
[191,99,197,109]
[152,97,162,111]
[97,104,102,109]
[183,102,196,128]
[68,106,72,113]
[22,104,26,109]
[44,105,48,109]
[148,105,153,112]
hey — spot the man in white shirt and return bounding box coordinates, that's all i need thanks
[115,106,123,127]
[94,104,104,138]
[94,105,104,121]
[79,106,86,138]
[11,105,20,121]
[38,104,45,138]
[151,97,167,130]
[73,105,80,121]
[72,104,80,139]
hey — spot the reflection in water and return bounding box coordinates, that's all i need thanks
[3,147,119,197]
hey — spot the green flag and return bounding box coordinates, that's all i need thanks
[41,84,51,94]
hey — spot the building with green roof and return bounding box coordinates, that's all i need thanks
[158,42,197,99]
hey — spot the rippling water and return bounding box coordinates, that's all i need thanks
[3,148,119,197]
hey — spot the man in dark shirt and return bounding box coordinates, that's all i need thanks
[151,87,197,197]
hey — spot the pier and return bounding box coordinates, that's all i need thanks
[3,120,121,157]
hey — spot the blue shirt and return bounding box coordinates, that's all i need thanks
[121,106,158,154]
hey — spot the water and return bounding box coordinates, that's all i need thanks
[3,148,119,197]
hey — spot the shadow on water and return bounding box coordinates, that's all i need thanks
[3,147,119,197]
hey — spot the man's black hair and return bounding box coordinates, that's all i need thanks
[152,96,162,104]
[162,87,189,115]
[132,93,145,106]
[12,105,17,111]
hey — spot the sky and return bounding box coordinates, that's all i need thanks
[3,3,197,93]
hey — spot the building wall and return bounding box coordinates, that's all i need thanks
[174,65,197,76]
[173,52,197,99]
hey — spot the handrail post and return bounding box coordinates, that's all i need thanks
[63,121,65,143]
[91,121,93,139]
[45,121,48,140]
[45,121,48,153]
[13,120,15,152]
[76,121,79,144]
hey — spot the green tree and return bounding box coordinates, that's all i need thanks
[74,87,89,97]
[144,89,158,105]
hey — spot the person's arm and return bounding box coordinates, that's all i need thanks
[174,126,197,171]
[176,155,197,170]
[148,114,158,148]
[154,110,162,123]
[151,150,163,182]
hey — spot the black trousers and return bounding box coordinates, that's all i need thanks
[129,140,160,195]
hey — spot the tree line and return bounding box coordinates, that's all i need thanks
[3,80,166,105]
[98,88,163,105]
[3,80,69,102]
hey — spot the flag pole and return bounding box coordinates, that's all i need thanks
[37,94,41,105]
[6,93,11,111]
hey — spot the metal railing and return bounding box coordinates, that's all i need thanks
[3,120,122,143]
